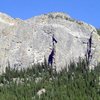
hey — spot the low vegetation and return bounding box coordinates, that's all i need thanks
[0,59,100,100]
[97,29,100,35]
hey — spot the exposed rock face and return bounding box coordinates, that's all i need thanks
[0,12,100,74]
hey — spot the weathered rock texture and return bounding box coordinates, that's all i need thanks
[0,12,100,74]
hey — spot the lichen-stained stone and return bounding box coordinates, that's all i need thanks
[0,12,100,74]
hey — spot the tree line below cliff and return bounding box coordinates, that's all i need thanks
[0,59,100,100]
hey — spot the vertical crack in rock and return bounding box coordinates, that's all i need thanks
[85,30,94,66]
[48,34,57,71]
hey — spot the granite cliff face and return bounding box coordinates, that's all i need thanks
[0,12,100,74]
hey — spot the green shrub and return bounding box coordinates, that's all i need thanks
[97,29,100,35]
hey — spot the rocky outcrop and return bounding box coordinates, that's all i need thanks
[0,12,100,74]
